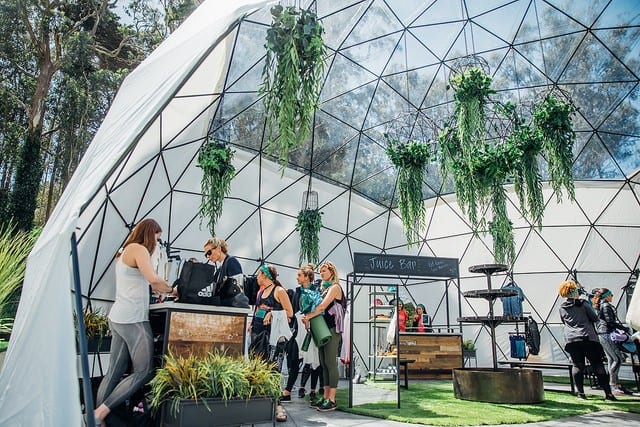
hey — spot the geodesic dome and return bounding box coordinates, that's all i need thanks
[1,0,639,425]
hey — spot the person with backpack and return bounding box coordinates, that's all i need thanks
[301,261,345,412]
[558,280,616,401]
[593,288,630,395]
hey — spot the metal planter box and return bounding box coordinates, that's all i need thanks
[161,396,275,427]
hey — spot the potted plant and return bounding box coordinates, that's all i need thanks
[296,208,322,264]
[386,138,433,247]
[260,5,326,169]
[197,137,235,235]
[150,351,281,427]
[462,339,477,357]
[76,308,111,353]
[533,94,576,202]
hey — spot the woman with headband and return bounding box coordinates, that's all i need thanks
[248,263,293,422]
[558,280,616,401]
[593,288,630,395]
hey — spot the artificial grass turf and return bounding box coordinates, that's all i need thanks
[335,381,640,426]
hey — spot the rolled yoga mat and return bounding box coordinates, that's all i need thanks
[310,315,331,347]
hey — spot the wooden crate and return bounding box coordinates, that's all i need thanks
[399,333,463,379]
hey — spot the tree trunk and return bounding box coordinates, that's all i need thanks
[8,56,56,230]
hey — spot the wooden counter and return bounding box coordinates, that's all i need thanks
[149,302,250,359]
[399,332,463,379]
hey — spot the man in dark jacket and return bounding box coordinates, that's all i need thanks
[558,280,616,401]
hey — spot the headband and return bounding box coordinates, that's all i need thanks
[260,264,274,281]
[600,290,612,298]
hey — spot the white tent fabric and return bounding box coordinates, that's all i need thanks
[0,1,271,425]
[1,0,639,425]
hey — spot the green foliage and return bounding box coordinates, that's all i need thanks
[296,208,322,264]
[386,139,432,246]
[462,339,476,351]
[197,138,236,235]
[534,95,576,202]
[0,223,39,334]
[149,351,281,416]
[450,67,495,169]
[440,68,576,264]
[75,308,110,339]
[260,5,326,169]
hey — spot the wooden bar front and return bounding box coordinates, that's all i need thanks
[150,302,250,359]
[399,332,463,379]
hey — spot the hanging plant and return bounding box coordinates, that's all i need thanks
[449,67,495,169]
[439,65,578,264]
[197,138,235,235]
[296,208,322,264]
[499,102,545,229]
[260,5,326,169]
[533,94,576,202]
[386,138,433,246]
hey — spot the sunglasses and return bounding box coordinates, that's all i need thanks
[205,249,213,257]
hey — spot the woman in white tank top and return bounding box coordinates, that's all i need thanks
[94,219,177,426]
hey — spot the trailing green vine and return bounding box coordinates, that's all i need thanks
[197,138,235,235]
[386,138,432,246]
[260,5,326,169]
[296,208,322,264]
[450,67,495,170]
[440,67,577,264]
[533,95,576,202]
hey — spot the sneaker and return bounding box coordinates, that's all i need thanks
[297,387,306,398]
[309,395,323,408]
[317,399,337,412]
[576,393,587,400]
[605,394,618,401]
[611,388,625,396]
[308,391,317,402]
[280,394,292,403]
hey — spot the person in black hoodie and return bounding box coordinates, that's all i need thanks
[593,288,629,395]
[558,280,616,401]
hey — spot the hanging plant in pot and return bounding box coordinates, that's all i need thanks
[296,208,322,264]
[533,94,576,202]
[197,137,235,235]
[260,5,326,169]
[386,137,433,247]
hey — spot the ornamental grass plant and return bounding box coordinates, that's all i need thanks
[149,351,281,417]
[0,223,39,338]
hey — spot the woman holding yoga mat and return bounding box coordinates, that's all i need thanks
[302,261,345,412]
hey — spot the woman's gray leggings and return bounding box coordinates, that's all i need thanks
[96,320,153,409]
[598,333,625,386]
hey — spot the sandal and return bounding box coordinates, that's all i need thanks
[275,406,287,422]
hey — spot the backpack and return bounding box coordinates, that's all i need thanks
[525,316,540,355]
[173,260,219,305]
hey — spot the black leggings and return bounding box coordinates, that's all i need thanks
[284,338,301,392]
[300,363,324,390]
[565,340,611,394]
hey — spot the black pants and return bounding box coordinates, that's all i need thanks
[565,340,611,394]
[300,363,324,390]
[284,338,301,392]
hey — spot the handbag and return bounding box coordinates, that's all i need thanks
[609,329,630,343]
[216,276,249,308]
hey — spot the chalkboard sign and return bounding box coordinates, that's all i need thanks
[353,252,459,278]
